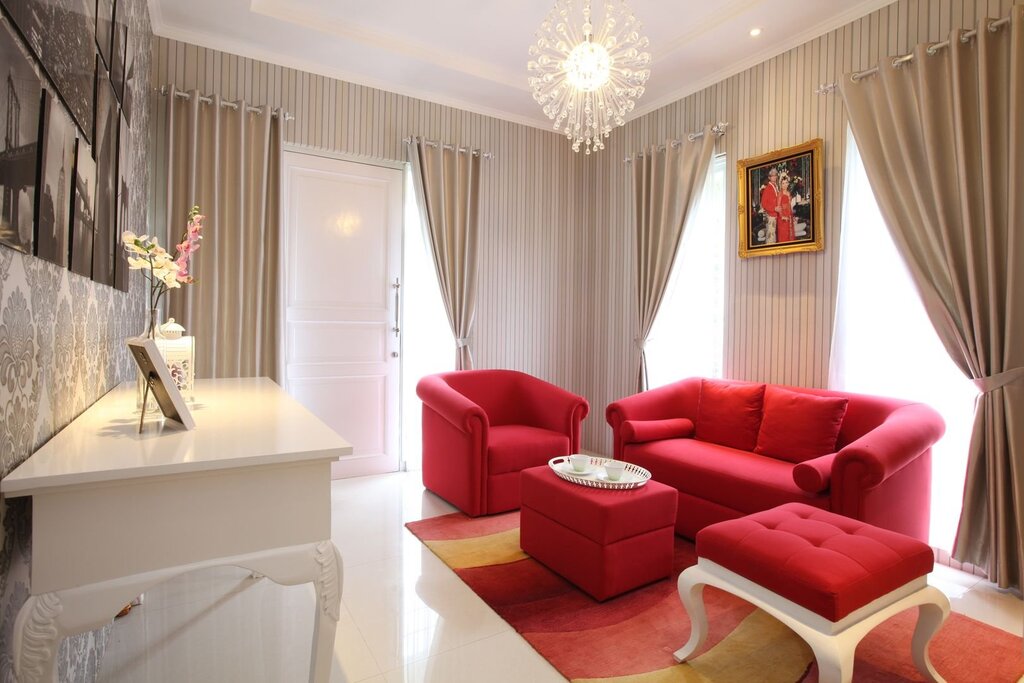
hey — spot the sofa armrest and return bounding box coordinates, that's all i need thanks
[606,378,701,459]
[621,418,695,444]
[416,375,488,433]
[832,403,945,489]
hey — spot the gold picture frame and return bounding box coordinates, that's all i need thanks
[738,138,824,258]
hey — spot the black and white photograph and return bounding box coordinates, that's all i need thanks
[0,18,42,255]
[110,1,127,102]
[114,112,130,291]
[92,59,118,285]
[69,137,95,277]
[35,91,76,267]
[0,0,96,142]
[95,0,114,69]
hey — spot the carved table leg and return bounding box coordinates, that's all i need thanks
[13,593,62,683]
[310,541,343,683]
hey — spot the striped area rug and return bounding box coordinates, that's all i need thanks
[406,511,1024,682]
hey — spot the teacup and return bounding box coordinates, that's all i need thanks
[568,454,589,473]
[604,460,627,481]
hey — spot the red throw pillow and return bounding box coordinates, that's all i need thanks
[694,380,766,451]
[755,387,849,463]
[621,418,695,443]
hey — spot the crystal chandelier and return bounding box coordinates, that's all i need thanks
[528,0,651,154]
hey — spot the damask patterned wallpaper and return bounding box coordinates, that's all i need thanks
[0,0,151,680]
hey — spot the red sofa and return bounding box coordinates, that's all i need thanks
[606,378,944,542]
[417,370,589,517]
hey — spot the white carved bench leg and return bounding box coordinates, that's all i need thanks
[911,586,950,683]
[673,565,709,662]
[12,541,344,683]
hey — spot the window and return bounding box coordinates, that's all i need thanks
[832,130,977,550]
[645,154,727,389]
[400,166,453,471]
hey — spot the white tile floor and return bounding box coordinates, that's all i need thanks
[99,472,1023,682]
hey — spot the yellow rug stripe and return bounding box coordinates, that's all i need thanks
[571,610,812,683]
[423,528,527,569]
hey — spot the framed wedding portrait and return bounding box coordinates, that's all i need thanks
[738,138,824,258]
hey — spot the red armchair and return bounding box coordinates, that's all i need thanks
[417,370,589,517]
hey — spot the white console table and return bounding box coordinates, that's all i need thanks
[1,378,352,683]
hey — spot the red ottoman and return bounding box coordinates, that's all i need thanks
[675,503,950,683]
[519,465,677,601]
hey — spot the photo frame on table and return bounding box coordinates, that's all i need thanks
[35,91,76,267]
[737,138,824,258]
[92,58,118,286]
[127,337,196,431]
[0,0,96,143]
[0,17,42,255]
[69,137,95,277]
[114,112,130,292]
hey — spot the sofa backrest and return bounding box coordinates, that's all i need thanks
[436,369,531,426]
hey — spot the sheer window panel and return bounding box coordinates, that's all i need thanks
[646,154,727,389]
[831,130,977,551]
[401,166,453,471]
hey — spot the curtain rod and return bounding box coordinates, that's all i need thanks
[816,14,1011,91]
[156,86,295,121]
[622,122,729,164]
[403,137,494,160]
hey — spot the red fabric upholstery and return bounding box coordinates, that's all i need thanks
[621,418,694,444]
[754,386,848,463]
[624,439,827,518]
[606,377,944,541]
[520,466,677,600]
[417,370,589,517]
[488,426,570,475]
[695,379,766,451]
[697,503,934,621]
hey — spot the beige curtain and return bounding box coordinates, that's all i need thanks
[840,7,1024,590]
[164,87,282,380]
[406,138,482,370]
[632,129,716,390]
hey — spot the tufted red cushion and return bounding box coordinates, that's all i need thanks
[520,466,677,545]
[754,387,849,463]
[696,503,934,621]
[695,380,766,451]
[621,418,695,443]
[488,425,569,475]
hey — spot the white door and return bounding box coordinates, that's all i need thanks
[282,152,403,478]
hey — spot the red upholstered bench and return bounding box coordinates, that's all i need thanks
[675,503,950,683]
[520,465,677,601]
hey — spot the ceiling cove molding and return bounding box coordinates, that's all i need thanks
[654,0,765,64]
[149,22,556,132]
[249,0,529,92]
[630,0,897,121]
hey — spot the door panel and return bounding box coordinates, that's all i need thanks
[282,152,402,478]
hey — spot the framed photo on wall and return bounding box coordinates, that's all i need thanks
[93,58,118,286]
[0,18,42,255]
[69,137,95,277]
[114,112,130,292]
[737,138,824,258]
[35,91,76,267]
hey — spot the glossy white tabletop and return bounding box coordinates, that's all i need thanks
[1,378,353,496]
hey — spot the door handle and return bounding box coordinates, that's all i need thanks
[392,278,401,338]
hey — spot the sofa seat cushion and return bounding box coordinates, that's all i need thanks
[695,379,766,451]
[488,425,570,475]
[696,503,934,621]
[755,387,849,463]
[624,439,826,514]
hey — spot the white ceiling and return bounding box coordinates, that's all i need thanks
[149,0,893,129]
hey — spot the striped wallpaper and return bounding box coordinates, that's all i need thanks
[148,36,588,408]
[578,0,1021,452]
[150,0,1019,455]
